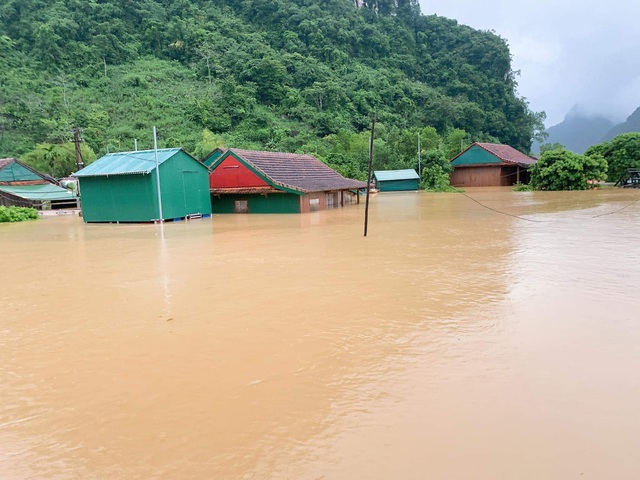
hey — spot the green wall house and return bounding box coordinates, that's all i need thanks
[73,148,211,223]
[203,148,366,214]
[0,158,78,209]
[373,169,420,191]
[450,143,537,187]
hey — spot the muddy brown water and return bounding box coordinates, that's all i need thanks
[1,189,640,479]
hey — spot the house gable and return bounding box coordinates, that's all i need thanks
[451,145,502,166]
[210,156,270,189]
[202,148,227,168]
[0,159,48,184]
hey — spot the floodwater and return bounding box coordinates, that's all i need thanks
[1,188,640,480]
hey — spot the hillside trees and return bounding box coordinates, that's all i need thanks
[0,0,543,170]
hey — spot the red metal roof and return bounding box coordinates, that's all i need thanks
[222,149,367,193]
[473,143,537,166]
[210,186,281,195]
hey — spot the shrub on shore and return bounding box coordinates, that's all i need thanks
[0,206,39,223]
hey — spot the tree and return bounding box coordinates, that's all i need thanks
[22,142,96,178]
[585,133,640,183]
[539,142,565,154]
[419,147,455,190]
[530,149,607,191]
[443,128,469,160]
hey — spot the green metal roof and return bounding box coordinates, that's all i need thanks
[0,184,76,201]
[73,148,182,177]
[373,169,420,181]
[0,158,46,183]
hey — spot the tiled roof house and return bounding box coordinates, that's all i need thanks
[449,143,537,187]
[203,148,366,213]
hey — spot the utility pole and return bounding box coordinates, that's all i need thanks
[153,126,164,222]
[72,127,85,172]
[364,113,376,237]
[418,131,421,177]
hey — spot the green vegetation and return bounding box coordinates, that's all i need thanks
[538,142,566,154]
[512,182,533,191]
[418,146,456,191]
[0,0,545,179]
[585,133,640,183]
[0,205,39,223]
[21,143,97,179]
[530,149,607,191]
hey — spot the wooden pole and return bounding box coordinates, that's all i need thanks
[72,127,84,172]
[364,113,376,237]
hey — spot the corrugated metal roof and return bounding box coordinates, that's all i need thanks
[0,184,76,201]
[224,149,367,193]
[73,148,182,177]
[373,169,420,181]
[0,158,55,183]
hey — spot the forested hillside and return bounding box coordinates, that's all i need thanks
[0,0,545,178]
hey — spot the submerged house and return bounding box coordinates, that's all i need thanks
[203,149,366,213]
[73,148,211,223]
[373,169,420,191]
[449,143,537,187]
[0,158,77,209]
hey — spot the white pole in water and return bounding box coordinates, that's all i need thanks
[153,126,163,222]
[134,138,138,151]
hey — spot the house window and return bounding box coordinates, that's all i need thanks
[234,200,249,213]
[309,198,320,212]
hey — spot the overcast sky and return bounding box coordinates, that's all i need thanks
[418,0,640,127]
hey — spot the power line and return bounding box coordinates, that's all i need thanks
[592,199,639,218]
[458,192,545,223]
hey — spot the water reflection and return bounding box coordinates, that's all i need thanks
[1,189,639,479]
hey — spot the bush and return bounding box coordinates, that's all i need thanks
[530,149,607,191]
[0,206,39,223]
[421,163,461,192]
[512,182,533,191]
[585,133,640,182]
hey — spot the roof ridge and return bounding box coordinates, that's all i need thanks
[230,148,315,157]
[105,147,182,156]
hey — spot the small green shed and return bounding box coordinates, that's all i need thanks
[73,148,211,223]
[373,169,420,191]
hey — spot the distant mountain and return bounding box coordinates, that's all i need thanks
[534,106,614,154]
[601,106,640,142]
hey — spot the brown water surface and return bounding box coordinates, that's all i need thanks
[1,189,639,479]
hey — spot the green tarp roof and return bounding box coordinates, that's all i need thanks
[373,169,420,181]
[0,184,76,201]
[73,148,182,177]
